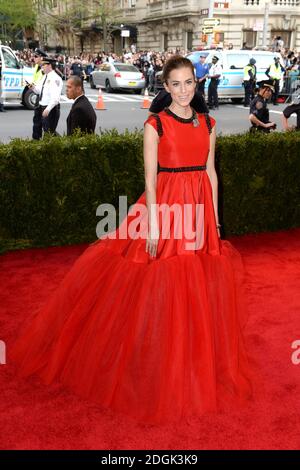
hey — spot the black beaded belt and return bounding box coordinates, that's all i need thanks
[158,164,207,173]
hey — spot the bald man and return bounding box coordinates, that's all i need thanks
[66,76,97,135]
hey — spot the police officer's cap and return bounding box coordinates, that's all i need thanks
[34,48,48,58]
[257,79,275,92]
[41,57,57,66]
[274,56,280,61]
[212,56,219,61]
[249,58,256,65]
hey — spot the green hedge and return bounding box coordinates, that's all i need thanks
[0,130,300,253]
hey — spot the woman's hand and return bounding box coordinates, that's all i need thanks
[146,227,160,258]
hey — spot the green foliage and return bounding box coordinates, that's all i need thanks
[0,0,36,30]
[215,131,300,236]
[0,130,299,254]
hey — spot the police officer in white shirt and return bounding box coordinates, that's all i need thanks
[31,57,63,139]
[208,56,222,110]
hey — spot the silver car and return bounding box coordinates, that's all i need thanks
[90,62,145,94]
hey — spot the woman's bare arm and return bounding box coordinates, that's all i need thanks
[143,122,160,256]
[205,125,220,236]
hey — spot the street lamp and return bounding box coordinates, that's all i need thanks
[207,0,214,48]
[262,2,269,48]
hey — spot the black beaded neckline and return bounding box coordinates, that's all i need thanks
[164,106,197,123]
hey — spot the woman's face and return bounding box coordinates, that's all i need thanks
[164,66,196,108]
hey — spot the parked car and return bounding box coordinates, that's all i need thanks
[90,62,145,94]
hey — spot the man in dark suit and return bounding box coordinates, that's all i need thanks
[66,76,97,135]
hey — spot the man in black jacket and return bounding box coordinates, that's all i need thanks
[66,76,97,135]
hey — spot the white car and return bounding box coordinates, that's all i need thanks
[90,62,145,94]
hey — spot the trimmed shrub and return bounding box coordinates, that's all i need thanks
[0,130,299,253]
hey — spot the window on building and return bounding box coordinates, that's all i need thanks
[243,29,257,49]
[273,1,299,5]
[186,31,193,51]
[271,30,291,49]
[214,31,224,44]
[244,0,260,5]
[162,33,168,51]
[129,0,136,7]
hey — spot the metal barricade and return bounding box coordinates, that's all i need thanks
[281,75,300,103]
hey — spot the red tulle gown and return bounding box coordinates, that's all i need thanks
[11,108,253,425]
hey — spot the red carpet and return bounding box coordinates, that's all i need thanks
[0,228,300,449]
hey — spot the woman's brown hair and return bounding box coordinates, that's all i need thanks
[161,55,195,83]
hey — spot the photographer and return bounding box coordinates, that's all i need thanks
[249,80,277,133]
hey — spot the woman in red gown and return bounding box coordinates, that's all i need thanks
[11,56,253,425]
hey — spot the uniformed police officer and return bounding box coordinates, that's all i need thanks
[30,57,63,139]
[249,80,277,133]
[208,55,222,110]
[32,48,47,83]
[194,54,210,97]
[266,57,285,105]
[243,58,257,107]
[30,49,48,139]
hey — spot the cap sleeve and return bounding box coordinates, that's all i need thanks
[144,114,158,130]
[202,113,215,134]
[144,113,163,137]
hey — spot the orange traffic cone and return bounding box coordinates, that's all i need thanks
[141,88,150,109]
[95,88,106,110]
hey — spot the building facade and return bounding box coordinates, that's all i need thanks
[35,0,300,54]
[136,0,300,52]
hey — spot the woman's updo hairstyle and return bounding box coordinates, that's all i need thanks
[161,55,195,84]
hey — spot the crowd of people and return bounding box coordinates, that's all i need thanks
[16,43,300,86]
[16,48,180,90]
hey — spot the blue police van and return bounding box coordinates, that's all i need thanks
[186,49,284,103]
[0,45,36,109]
